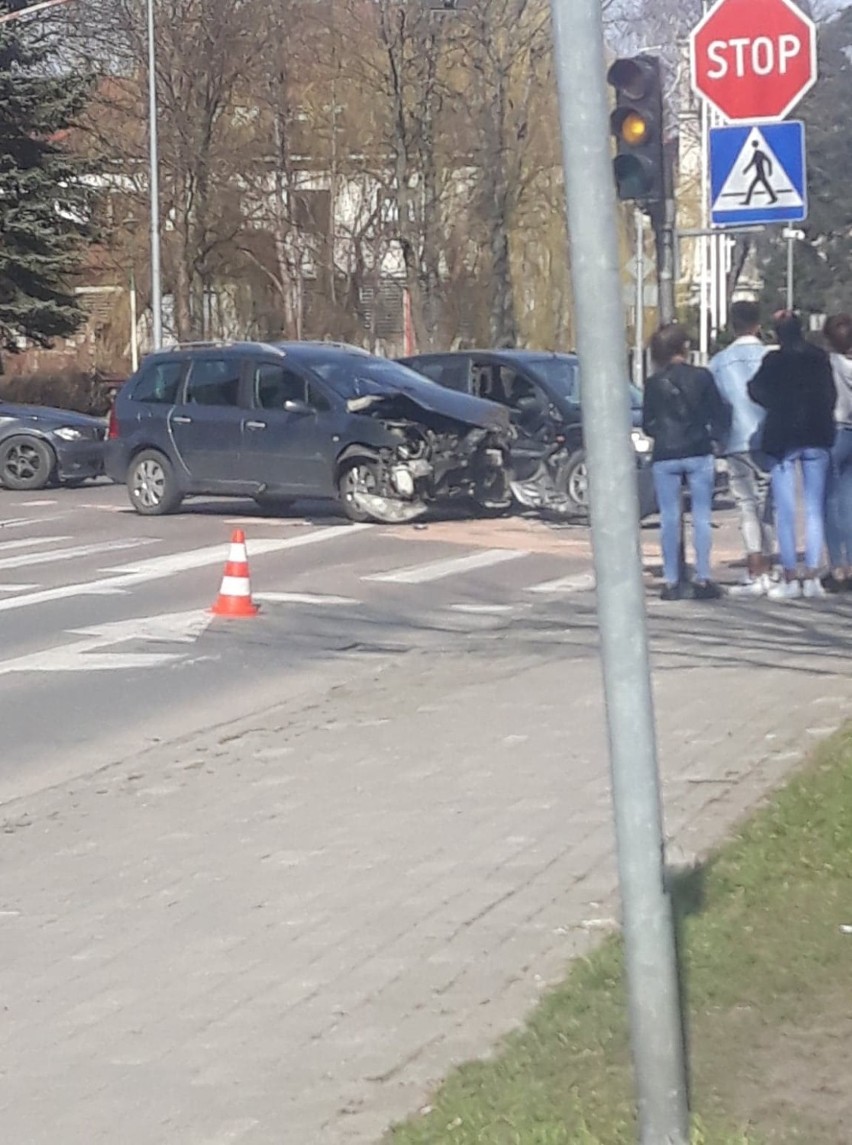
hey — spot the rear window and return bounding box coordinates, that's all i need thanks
[408,358,471,392]
[131,361,183,405]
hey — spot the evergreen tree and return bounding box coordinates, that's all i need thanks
[0,1,94,351]
[757,9,852,317]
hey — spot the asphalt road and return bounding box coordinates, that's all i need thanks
[0,480,608,804]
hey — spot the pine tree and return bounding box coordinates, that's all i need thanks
[0,1,94,351]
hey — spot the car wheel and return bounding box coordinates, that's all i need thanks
[0,436,56,491]
[337,459,380,523]
[127,450,183,516]
[562,450,590,514]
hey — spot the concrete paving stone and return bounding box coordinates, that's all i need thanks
[2,594,851,1142]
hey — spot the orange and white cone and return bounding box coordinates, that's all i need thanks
[211,529,259,618]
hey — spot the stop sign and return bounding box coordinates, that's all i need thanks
[690,0,817,123]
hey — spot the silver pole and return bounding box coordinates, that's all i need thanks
[786,232,795,310]
[548,3,689,1143]
[129,268,139,372]
[146,0,163,349]
[634,208,645,386]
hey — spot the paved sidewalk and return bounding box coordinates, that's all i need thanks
[1,595,851,1144]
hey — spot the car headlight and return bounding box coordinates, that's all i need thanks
[54,427,85,442]
[630,430,652,454]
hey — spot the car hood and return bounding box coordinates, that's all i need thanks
[0,403,105,429]
[346,380,510,432]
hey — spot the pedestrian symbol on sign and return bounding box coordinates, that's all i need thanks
[743,141,778,205]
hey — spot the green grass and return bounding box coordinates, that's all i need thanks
[386,727,852,1145]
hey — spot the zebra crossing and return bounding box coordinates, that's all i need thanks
[0,499,599,614]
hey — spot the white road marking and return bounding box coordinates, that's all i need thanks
[527,572,596,594]
[449,603,515,614]
[0,609,213,675]
[19,499,58,506]
[0,538,153,572]
[0,524,371,615]
[254,592,357,605]
[0,516,62,529]
[367,548,527,584]
[0,535,71,553]
[0,584,39,593]
[72,609,214,643]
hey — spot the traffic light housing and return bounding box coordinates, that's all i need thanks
[607,55,666,204]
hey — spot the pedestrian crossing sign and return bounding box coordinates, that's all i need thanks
[710,121,807,227]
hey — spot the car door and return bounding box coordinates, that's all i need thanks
[240,361,337,495]
[167,356,246,488]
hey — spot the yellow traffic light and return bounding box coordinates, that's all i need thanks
[619,111,651,147]
[606,55,666,204]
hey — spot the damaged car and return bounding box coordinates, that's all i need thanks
[105,341,512,522]
[399,349,657,520]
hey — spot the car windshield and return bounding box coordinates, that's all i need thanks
[525,355,642,408]
[302,352,448,399]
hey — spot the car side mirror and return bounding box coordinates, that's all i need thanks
[283,399,312,416]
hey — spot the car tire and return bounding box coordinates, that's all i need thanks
[561,449,590,515]
[0,436,56,491]
[127,450,183,516]
[61,477,89,489]
[337,459,380,523]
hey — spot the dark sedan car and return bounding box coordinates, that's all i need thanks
[398,349,656,518]
[0,401,106,491]
[105,341,512,523]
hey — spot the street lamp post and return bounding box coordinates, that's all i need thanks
[146,0,163,348]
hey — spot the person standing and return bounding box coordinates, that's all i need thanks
[822,313,852,591]
[748,311,836,600]
[643,324,730,601]
[709,301,774,595]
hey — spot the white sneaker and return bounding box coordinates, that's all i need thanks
[767,579,802,601]
[730,574,775,598]
[729,577,768,597]
[802,577,827,599]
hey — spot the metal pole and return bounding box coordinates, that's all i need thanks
[786,232,794,310]
[146,0,163,349]
[548,3,689,1143]
[634,209,645,386]
[129,268,139,372]
[698,95,710,362]
[719,234,729,332]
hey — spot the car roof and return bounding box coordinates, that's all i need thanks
[404,349,579,364]
[141,340,378,364]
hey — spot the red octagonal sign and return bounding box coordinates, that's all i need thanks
[690,0,817,123]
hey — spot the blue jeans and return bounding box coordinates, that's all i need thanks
[825,428,852,569]
[652,454,715,585]
[770,447,830,572]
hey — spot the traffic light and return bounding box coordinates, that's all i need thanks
[607,55,666,204]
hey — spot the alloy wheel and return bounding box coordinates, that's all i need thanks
[132,458,166,509]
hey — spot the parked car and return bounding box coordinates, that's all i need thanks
[0,400,106,491]
[398,349,657,519]
[105,341,513,523]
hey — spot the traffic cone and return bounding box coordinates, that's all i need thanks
[211,529,259,618]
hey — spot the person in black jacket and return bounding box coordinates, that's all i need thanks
[643,324,730,600]
[748,311,836,600]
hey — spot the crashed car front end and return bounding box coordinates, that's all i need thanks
[343,393,512,524]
